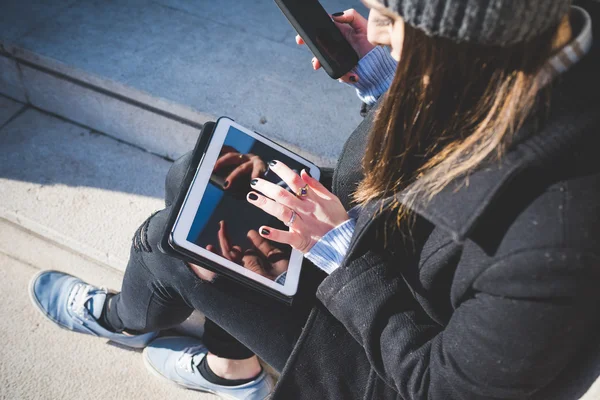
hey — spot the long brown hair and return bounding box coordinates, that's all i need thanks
[353,21,568,228]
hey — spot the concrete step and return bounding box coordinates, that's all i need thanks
[0,98,169,273]
[0,0,369,167]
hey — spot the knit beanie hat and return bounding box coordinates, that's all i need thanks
[375,0,571,46]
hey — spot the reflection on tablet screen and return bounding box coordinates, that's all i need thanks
[186,126,309,285]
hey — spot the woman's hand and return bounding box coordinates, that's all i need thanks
[247,161,349,254]
[296,9,375,83]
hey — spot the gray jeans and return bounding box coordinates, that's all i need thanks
[104,152,326,370]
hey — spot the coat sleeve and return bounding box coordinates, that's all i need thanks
[316,247,600,399]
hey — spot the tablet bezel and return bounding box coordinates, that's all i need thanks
[171,117,320,297]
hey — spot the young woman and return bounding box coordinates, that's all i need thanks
[30,0,600,399]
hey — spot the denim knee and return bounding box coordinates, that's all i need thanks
[130,209,193,286]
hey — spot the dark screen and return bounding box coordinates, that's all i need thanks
[186,126,309,284]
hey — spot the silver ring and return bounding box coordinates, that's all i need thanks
[285,210,297,227]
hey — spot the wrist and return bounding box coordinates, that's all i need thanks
[312,215,350,248]
[305,219,356,274]
[349,46,398,106]
[356,43,376,59]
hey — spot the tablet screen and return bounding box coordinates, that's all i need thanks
[183,124,311,286]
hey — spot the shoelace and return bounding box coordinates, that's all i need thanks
[68,283,107,324]
[176,344,207,374]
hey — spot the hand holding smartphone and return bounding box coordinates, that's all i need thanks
[274,0,359,79]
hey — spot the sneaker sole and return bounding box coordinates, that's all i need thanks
[141,338,243,400]
[28,270,145,349]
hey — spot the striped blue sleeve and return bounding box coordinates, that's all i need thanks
[348,46,397,106]
[274,272,286,285]
[304,219,356,275]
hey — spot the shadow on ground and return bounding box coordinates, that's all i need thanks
[0,101,172,200]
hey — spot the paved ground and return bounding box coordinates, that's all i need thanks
[1,0,368,163]
[0,252,215,400]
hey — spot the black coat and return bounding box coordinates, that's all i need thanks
[273,2,600,399]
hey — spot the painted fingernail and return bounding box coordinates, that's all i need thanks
[349,76,357,82]
[250,179,258,186]
[261,228,270,235]
[223,180,230,188]
[268,160,277,167]
[248,193,258,201]
[332,12,344,16]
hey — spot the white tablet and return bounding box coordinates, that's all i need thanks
[171,117,321,297]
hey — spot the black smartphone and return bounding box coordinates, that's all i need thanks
[274,0,359,79]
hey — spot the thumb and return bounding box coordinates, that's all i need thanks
[331,9,361,29]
